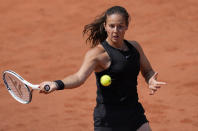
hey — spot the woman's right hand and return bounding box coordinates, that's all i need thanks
[39,81,58,94]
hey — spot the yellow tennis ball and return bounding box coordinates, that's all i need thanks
[100,75,111,86]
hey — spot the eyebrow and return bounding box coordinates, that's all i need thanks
[108,22,125,25]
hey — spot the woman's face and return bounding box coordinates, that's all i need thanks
[104,14,128,44]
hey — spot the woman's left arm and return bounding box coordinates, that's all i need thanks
[132,41,166,95]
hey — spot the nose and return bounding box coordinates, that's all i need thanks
[113,26,118,32]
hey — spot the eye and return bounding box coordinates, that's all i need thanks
[118,25,124,29]
[109,24,115,28]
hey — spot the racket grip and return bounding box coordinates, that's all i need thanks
[44,85,50,92]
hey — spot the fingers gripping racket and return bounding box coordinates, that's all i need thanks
[2,70,50,104]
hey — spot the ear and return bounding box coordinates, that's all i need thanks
[103,22,107,31]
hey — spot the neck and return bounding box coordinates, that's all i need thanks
[106,38,127,51]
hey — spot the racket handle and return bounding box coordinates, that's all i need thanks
[44,85,50,92]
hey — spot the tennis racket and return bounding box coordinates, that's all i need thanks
[2,70,50,104]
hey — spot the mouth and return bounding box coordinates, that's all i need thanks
[112,35,119,39]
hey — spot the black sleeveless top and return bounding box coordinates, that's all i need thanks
[94,40,145,127]
[95,40,140,105]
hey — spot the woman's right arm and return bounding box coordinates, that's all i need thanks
[39,47,102,93]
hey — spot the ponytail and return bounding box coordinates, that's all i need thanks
[83,12,107,48]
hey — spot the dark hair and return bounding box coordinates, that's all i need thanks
[83,6,130,47]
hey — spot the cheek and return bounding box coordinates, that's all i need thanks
[120,31,126,36]
[106,27,113,35]
[120,29,127,36]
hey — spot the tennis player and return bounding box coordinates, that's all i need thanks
[39,6,166,131]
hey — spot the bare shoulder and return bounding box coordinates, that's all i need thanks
[127,40,144,53]
[85,44,106,60]
[85,44,110,72]
[86,44,105,56]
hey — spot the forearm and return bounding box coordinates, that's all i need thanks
[61,73,85,89]
[142,69,155,84]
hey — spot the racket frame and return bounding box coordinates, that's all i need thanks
[3,70,39,104]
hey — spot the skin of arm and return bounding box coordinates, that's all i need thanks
[39,46,106,92]
[131,41,155,83]
[61,49,99,89]
[131,41,166,95]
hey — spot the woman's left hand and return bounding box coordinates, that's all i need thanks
[148,72,166,95]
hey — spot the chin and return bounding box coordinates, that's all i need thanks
[111,38,121,44]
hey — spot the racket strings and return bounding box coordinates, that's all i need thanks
[5,74,31,102]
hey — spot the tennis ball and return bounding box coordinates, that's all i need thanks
[100,75,111,86]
